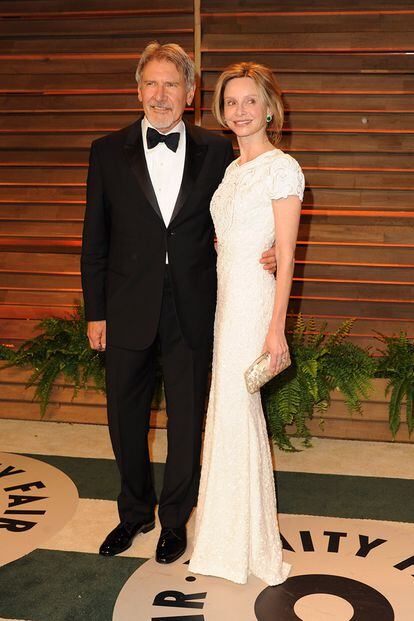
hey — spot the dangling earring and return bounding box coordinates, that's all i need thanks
[266,113,273,123]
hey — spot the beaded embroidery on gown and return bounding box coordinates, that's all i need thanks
[188,149,305,585]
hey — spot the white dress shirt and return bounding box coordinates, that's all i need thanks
[142,117,186,264]
[142,116,186,223]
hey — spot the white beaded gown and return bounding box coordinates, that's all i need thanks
[188,149,305,585]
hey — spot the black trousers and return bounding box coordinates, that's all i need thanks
[105,269,212,528]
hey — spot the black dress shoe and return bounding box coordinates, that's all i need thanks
[156,527,187,564]
[99,519,155,556]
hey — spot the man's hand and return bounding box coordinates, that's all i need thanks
[87,320,106,351]
[260,245,276,273]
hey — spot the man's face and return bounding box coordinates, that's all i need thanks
[138,59,195,133]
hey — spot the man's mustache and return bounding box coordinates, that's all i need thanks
[150,103,172,110]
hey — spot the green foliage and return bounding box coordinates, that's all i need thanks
[263,315,376,451]
[1,307,412,446]
[0,304,105,417]
[0,302,166,417]
[374,331,414,438]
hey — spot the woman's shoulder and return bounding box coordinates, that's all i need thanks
[265,149,305,201]
[267,149,302,172]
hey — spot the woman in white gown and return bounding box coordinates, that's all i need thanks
[189,62,305,585]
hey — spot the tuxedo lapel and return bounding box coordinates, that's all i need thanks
[123,118,164,224]
[170,120,208,224]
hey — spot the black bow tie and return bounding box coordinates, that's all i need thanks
[146,127,180,152]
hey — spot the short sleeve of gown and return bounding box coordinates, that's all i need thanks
[266,154,305,202]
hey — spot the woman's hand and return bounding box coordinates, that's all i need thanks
[262,328,289,373]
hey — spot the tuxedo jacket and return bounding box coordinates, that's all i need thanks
[81,117,234,350]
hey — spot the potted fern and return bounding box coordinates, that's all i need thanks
[263,315,376,451]
[0,303,164,418]
[374,331,414,438]
[1,308,412,445]
[0,304,105,418]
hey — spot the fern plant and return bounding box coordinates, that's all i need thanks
[0,302,165,417]
[263,315,375,451]
[1,307,412,442]
[0,304,105,417]
[374,331,414,438]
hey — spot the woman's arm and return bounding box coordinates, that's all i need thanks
[263,194,302,371]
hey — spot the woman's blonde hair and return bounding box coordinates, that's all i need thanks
[135,41,195,91]
[212,62,284,144]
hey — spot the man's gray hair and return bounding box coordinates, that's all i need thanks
[135,42,196,91]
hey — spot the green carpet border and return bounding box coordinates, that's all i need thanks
[0,549,145,621]
[16,452,414,524]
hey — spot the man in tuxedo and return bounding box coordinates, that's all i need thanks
[81,42,275,563]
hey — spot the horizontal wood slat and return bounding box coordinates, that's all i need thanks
[0,319,398,350]
[1,237,414,270]
[287,417,413,443]
[295,243,414,265]
[0,273,81,288]
[292,152,414,170]
[1,186,412,209]
[1,304,412,342]
[0,112,139,129]
[0,304,75,319]
[1,111,413,134]
[0,53,412,74]
[1,285,413,310]
[0,34,194,54]
[4,72,411,93]
[0,150,412,171]
[0,204,86,220]
[1,252,413,278]
[202,111,414,132]
[0,15,193,38]
[1,214,413,244]
[203,91,414,112]
[0,262,412,284]
[202,52,414,73]
[1,131,413,151]
[0,0,193,15]
[279,133,414,152]
[3,276,411,300]
[2,93,413,113]
[202,13,414,34]
[203,72,414,92]
[0,238,82,253]
[1,167,414,193]
[201,1,414,12]
[202,32,414,52]
[289,299,414,321]
[1,267,413,291]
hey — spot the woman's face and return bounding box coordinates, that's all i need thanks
[222,77,269,141]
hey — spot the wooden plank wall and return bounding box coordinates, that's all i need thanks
[0,0,413,351]
[0,0,195,345]
[201,0,414,349]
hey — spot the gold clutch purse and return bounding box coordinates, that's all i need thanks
[244,351,291,394]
